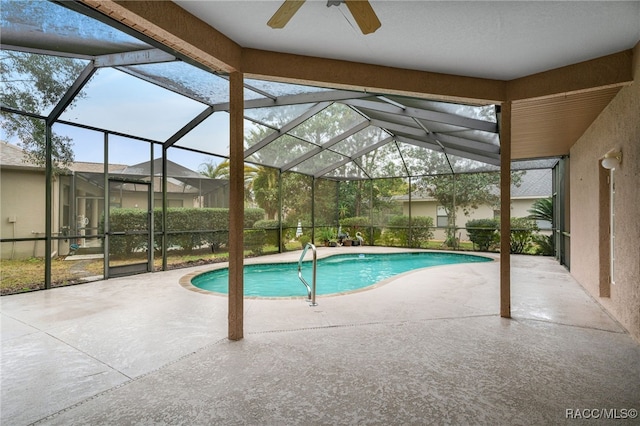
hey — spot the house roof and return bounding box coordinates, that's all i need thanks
[0,141,227,195]
[511,169,552,199]
[70,162,128,174]
[395,168,551,202]
[0,141,41,170]
[0,141,130,172]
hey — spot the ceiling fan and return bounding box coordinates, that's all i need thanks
[267,0,381,35]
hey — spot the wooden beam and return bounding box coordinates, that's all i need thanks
[499,102,512,318]
[507,50,633,101]
[228,71,244,341]
[242,48,506,104]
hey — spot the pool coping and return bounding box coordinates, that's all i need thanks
[178,248,497,299]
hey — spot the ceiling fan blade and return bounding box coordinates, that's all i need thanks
[267,0,306,29]
[344,0,381,34]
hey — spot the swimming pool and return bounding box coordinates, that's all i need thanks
[190,251,491,297]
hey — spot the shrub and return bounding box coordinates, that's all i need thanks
[509,217,538,254]
[338,217,380,245]
[104,207,265,256]
[317,228,336,244]
[299,235,311,248]
[105,208,149,257]
[386,215,434,248]
[244,208,266,228]
[339,216,370,235]
[254,219,280,248]
[465,218,499,251]
[163,208,217,252]
[532,233,554,256]
[244,229,266,255]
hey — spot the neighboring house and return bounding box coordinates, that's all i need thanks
[0,141,229,259]
[394,169,552,241]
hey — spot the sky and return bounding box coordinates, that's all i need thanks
[52,67,232,172]
[0,66,233,173]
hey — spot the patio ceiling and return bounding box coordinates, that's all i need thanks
[2,1,638,178]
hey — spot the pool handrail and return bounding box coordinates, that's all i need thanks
[298,243,318,306]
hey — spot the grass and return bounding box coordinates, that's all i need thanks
[0,242,305,295]
[0,257,104,294]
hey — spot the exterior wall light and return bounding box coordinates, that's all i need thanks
[601,150,622,170]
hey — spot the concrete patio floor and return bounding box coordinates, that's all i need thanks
[1,248,639,425]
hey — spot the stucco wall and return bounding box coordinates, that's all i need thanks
[0,169,46,258]
[570,43,640,342]
[404,198,540,241]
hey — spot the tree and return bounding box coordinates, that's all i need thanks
[528,197,555,256]
[249,165,280,219]
[411,153,524,247]
[199,159,267,207]
[199,160,229,179]
[528,197,553,223]
[1,50,87,170]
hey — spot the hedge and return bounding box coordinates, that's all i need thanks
[105,208,150,256]
[243,229,266,255]
[253,219,280,248]
[384,215,434,248]
[104,207,265,256]
[464,217,538,254]
[465,218,499,251]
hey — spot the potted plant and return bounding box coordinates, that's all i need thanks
[299,235,311,248]
[319,228,336,247]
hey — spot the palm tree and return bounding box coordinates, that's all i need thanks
[528,197,554,255]
[199,160,229,179]
[199,160,278,210]
[528,197,553,223]
[250,165,280,219]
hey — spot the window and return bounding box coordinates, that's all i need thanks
[437,206,448,227]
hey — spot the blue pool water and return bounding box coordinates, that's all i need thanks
[191,252,491,297]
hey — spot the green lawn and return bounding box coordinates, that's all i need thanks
[0,242,305,295]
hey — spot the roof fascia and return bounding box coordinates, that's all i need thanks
[242,48,506,104]
[507,49,634,101]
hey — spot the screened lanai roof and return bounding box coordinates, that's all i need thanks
[1,0,558,180]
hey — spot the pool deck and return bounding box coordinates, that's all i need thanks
[2,247,639,425]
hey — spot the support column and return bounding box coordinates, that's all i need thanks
[103,133,109,279]
[162,147,168,271]
[228,71,244,341]
[44,124,53,289]
[499,102,512,318]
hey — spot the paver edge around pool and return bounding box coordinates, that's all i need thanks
[179,250,495,299]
